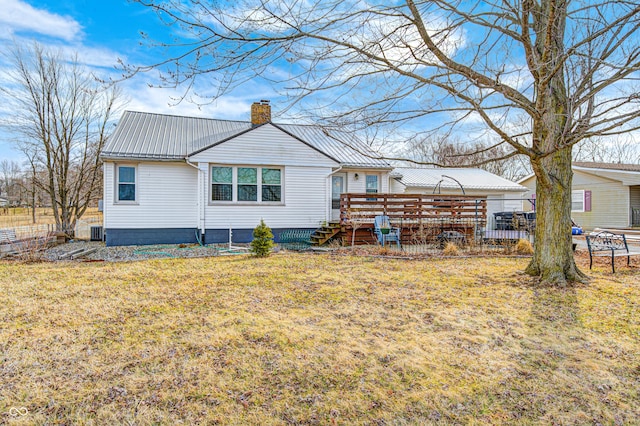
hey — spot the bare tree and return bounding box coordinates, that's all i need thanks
[0,159,23,205]
[401,136,531,181]
[126,1,640,285]
[574,135,640,164]
[1,42,121,237]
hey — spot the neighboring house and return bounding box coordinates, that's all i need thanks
[391,167,528,220]
[519,162,640,230]
[101,102,393,246]
[0,197,8,207]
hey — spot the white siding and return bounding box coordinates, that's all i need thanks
[104,161,198,229]
[389,177,405,193]
[189,124,340,228]
[504,197,525,211]
[189,124,338,168]
[486,195,504,220]
[344,170,391,193]
[103,125,396,232]
[204,165,332,228]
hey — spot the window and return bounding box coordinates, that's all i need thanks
[262,168,281,202]
[366,175,379,194]
[211,166,282,203]
[572,189,592,212]
[238,167,258,201]
[572,190,585,212]
[366,174,379,200]
[117,165,136,202]
[212,166,233,201]
[571,190,584,212]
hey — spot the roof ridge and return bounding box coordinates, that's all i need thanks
[124,110,360,130]
[124,110,249,125]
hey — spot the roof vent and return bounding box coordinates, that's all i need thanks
[251,100,271,126]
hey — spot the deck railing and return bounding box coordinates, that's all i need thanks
[340,193,487,223]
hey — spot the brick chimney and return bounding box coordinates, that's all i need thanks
[251,100,271,126]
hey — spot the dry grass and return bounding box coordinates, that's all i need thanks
[0,207,102,228]
[0,253,639,424]
[514,238,535,255]
[442,242,460,256]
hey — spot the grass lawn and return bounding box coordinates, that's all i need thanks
[1,254,639,424]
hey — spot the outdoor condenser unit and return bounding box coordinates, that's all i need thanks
[90,226,104,241]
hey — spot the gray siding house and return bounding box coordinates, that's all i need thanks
[519,162,640,230]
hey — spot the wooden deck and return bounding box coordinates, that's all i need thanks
[339,194,487,246]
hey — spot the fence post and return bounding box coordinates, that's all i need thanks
[474,199,479,244]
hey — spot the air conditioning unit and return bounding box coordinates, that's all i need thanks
[90,226,104,241]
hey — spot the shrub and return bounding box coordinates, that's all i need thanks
[250,219,274,257]
[442,241,459,256]
[514,238,534,255]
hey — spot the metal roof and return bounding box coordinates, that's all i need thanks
[573,162,640,172]
[102,111,391,167]
[102,111,253,160]
[394,167,527,192]
[276,124,390,168]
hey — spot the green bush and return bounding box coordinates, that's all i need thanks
[250,219,274,257]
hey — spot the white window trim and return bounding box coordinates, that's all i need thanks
[114,163,138,204]
[365,173,380,193]
[571,189,585,212]
[209,165,284,205]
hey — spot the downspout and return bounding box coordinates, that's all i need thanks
[186,159,206,244]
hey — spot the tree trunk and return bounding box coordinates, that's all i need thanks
[31,193,35,224]
[526,149,587,285]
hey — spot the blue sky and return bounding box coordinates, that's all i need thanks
[0,0,279,162]
[2,1,638,166]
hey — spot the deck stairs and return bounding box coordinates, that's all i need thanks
[310,221,344,246]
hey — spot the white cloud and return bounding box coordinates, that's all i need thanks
[58,43,123,69]
[0,0,82,42]
[120,78,263,121]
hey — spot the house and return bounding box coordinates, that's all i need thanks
[391,167,528,221]
[102,103,535,246]
[0,197,8,207]
[518,162,640,230]
[101,102,393,246]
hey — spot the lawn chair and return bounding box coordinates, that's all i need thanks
[374,215,401,248]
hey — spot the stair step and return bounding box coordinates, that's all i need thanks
[311,222,345,246]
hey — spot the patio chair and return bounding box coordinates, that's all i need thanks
[374,215,401,248]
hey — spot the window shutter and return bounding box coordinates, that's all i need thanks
[584,190,592,212]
